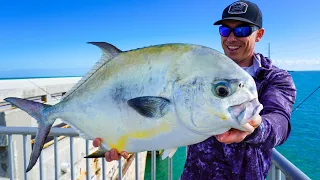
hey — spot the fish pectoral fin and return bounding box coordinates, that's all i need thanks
[84,147,108,158]
[161,148,178,160]
[127,96,171,118]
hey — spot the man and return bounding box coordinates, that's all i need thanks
[180,1,296,179]
[93,1,296,179]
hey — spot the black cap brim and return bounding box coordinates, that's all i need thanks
[214,17,260,28]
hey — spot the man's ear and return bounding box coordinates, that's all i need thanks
[255,28,265,42]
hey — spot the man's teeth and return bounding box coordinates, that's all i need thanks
[228,46,240,50]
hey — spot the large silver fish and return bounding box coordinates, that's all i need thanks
[5,42,263,172]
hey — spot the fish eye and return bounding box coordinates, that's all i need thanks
[212,82,231,98]
[216,85,229,97]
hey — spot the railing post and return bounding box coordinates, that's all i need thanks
[102,157,106,180]
[39,152,43,180]
[151,151,156,180]
[168,157,173,180]
[86,140,91,180]
[135,153,139,180]
[8,135,14,180]
[23,135,28,180]
[70,137,74,180]
[118,158,122,180]
[275,167,281,180]
[54,137,59,180]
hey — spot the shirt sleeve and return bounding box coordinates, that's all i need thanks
[244,70,297,150]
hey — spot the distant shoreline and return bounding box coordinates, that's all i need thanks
[0,76,82,80]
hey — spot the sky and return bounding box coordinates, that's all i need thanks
[0,0,320,78]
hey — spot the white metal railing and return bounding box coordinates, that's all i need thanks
[268,149,311,180]
[0,126,163,180]
[0,126,312,180]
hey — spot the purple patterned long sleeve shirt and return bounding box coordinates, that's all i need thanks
[180,53,297,180]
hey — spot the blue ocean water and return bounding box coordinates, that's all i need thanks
[277,71,320,179]
[144,71,320,180]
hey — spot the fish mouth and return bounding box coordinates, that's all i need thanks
[228,98,263,125]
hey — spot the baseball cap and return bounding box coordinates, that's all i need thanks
[213,0,262,28]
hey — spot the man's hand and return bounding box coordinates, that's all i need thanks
[92,138,130,162]
[215,115,262,144]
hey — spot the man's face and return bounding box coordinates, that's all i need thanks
[220,20,264,67]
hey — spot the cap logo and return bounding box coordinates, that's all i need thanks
[228,2,248,14]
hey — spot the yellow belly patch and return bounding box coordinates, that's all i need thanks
[109,120,171,152]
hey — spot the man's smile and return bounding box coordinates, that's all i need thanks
[227,45,241,51]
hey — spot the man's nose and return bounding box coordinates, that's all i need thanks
[227,32,237,42]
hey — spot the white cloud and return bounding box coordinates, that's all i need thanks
[272,59,320,71]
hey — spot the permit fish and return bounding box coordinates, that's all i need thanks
[4,42,263,172]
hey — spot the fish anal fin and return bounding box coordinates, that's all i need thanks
[84,147,108,158]
[161,148,178,160]
[127,96,171,118]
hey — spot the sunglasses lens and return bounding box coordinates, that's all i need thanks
[219,26,231,37]
[233,26,251,37]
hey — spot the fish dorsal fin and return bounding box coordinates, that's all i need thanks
[61,42,122,101]
[89,42,122,59]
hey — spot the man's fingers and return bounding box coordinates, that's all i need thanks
[215,117,262,144]
[110,149,120,160]
[104,149,130,162]
[120,151,130,159]
[216,131,230,142]
[225,130,247,143]
[249,115,262,128]
[93,138,102,147]
[242,123,255,133]
[216,129,249,144]
[105,151,112,162]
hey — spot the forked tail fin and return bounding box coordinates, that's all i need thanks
[4,97,56,172]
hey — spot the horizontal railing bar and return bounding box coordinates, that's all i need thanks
[0,127,79,136]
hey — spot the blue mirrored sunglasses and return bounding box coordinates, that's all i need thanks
[219,25,259,37]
